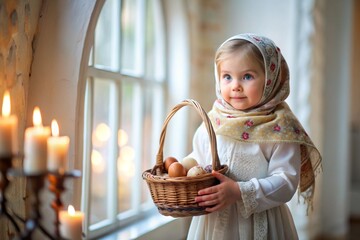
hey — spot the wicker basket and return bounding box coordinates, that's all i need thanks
[142,99,228,217]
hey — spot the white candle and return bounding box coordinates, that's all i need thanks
[24,107,50,174]
[47,120,70,172]
[60,205,84,240]
[0,91,18,156]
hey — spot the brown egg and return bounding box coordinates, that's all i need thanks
[164,156,178,172]
[168,162,187,177]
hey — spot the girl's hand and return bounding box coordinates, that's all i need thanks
[195,170,242,212]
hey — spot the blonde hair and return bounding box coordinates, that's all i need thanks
[215,39,265,78]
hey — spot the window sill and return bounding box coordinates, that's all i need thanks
[99,212,191,240]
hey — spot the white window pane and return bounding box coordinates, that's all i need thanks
[90,79,116,225]
[118,82,138,214]
[141,86,164,205]
[145,0,165,82]
[121,0,145,76]
[94,0,120,71]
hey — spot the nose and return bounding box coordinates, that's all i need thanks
[232,80,242,91]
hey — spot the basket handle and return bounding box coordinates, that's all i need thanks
[151,99,220,175]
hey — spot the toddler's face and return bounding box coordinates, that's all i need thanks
[219,51,265,110]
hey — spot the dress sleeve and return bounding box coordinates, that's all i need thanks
[238,143,301,218]
[185,124,211,166]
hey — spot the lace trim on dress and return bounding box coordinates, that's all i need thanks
[239,181,258,218]
[254,211,268,240]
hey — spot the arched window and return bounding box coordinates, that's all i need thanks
[81,0,167,237]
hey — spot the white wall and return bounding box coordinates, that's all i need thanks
[320,0,352,237]
[221,0,295,61]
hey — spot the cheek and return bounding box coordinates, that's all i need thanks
[219,82,230,98]
[219,80,227,92]
[248,85,264,101]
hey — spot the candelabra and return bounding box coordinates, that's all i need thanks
[0,154,81,240]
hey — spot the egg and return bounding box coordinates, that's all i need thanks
[187,165,207,177]
[164,156,178,172]
[181,157,199,172]
[168,162,187,177]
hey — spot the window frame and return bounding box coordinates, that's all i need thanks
[76,0,191,239]
[80,0,169,238]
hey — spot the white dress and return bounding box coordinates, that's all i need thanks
[186,125,300,240]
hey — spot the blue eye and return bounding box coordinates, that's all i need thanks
[223,74,232,81]
[243,74,253,80]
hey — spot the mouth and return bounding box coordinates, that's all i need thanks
[231,96,246,100]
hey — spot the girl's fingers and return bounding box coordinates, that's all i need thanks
[195,193,214,202]
[198,186,215,195]
[197,171,229,195]
[198,199,217,207]
[211,170,227,181]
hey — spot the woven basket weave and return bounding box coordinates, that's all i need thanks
[142,99,228,217]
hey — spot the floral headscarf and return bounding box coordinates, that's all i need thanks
[208,33,322,210]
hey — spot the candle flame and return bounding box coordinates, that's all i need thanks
[2,90,11,117]
[51,119,59,137]
[68,205,75,215]
[33,107,42,127]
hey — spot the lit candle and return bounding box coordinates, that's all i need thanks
[0,90,18,156]
[24,107,51,174]
[47,119,70,172]
[60,205,84,240]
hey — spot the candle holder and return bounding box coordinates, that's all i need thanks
[48,170,81,239]
[0,154,21,233]
[0,154,82,240]
[8,169,54,240]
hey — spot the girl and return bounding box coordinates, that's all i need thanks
[186,33,322,239]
